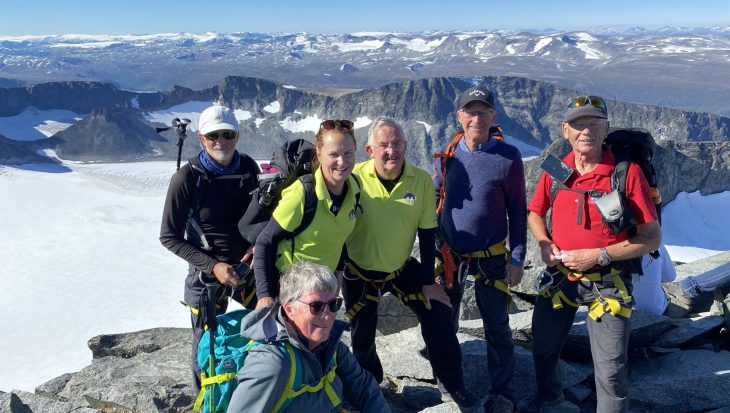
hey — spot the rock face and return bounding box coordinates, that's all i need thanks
[11,252,730,413]
[46,108,168,162]
[0,135,58,165]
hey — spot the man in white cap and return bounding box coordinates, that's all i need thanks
[160,105,260,389]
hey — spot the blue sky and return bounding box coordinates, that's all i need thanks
[1,0,728,36]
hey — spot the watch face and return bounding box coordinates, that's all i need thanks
[598,250,610,266]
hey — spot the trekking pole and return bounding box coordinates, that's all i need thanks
[156,118,192,171]
[199,278,220,412]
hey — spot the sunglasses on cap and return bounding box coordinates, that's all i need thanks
[295,297,343,315]
[567,96,607,110]
[203,131,237,141]
[319,119,354,131]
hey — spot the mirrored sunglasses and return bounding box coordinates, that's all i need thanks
[203,131,237,141]
[319,119,354,131]
[295,297,343,315]
[568,95,607,110]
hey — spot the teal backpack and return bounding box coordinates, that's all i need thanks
[194,308,342,413]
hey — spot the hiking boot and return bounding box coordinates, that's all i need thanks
[516,395,563,413]
[483,393,515,413]
[440,386,481,411]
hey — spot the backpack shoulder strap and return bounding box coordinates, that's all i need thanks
[291,174,318,238]
[434,132,464,214]
[611,159,630,194]
[187,160,212,250]
[489,124,505,142]
[270,341,301,413]
[350,173,364,215]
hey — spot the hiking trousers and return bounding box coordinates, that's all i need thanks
[680,261,730,298]
[442,255,515,401]
[184,266,257,390]
[343,259,465,393]
[531,294,630,413]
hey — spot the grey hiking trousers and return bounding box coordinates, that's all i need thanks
[531,289,630,413]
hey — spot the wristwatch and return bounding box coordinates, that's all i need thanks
[597,247,611,267]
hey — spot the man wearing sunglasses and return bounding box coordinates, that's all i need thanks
[433,85,527,411]
[523,96,661,413]
[160,105,261,390]
[344,117,480,410]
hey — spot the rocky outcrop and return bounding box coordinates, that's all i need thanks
[0,135,58,165]
[46,108,168,162]
[10,254,729,413]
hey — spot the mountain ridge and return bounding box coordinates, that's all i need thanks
[2,28,730,115]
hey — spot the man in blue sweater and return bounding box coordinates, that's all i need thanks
[433,85,527,411]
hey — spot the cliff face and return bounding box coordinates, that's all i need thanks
[2,75,729,198]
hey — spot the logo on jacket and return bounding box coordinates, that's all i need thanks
[404,193,416,205]
[348,208,356,220]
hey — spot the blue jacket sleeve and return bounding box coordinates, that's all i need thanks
[335,341,392,413]
[228,345,291,413]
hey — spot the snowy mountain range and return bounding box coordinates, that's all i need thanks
[2,28,730,116]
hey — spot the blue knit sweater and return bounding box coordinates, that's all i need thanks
[434,137,527,266]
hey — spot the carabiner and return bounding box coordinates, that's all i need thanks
[533,269,554,293]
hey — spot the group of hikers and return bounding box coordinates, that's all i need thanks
[159,85,662,413]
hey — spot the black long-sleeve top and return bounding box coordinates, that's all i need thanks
[159,155,259,273]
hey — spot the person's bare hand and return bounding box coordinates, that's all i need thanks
[539,241,563,267]
[506,263,524,287]
[560,249,599,272]
[212,262,244,288]
[422,284,451,310]
[255,296,275,309]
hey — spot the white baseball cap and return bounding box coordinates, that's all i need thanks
[198,105,239,135]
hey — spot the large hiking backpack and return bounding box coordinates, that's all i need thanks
[604,128,662,224]
[238,139,318,244]
[194,309,341,413]
[434,125,505,214]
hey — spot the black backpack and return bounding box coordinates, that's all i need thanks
[238,139,318,244]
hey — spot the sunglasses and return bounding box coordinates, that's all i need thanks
[319,119,354,131]
[295,297,343,315]
[203,131,237,141]
[568,96,607,110]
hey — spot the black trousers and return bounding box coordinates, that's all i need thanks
[343,259,465,393]
[184,267,257,390]
[441,255,516,401]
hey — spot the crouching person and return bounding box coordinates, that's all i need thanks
[228,261,391,413]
